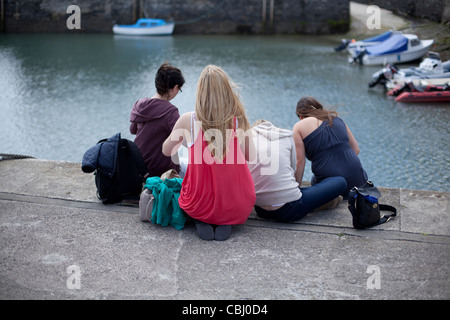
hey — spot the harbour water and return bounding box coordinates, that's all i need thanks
[0,34,449,192]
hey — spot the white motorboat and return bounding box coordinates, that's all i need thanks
[369,52,450,88]
[350,34,434,66]
[113,18,175,36]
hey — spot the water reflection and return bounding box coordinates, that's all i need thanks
[0,34,448,192]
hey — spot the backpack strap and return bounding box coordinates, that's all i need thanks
[378,204,397,224]
[365,204,397,228]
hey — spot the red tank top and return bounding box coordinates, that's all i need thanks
[178,113,256,225]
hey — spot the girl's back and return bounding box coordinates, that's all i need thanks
[179,114,255,225]
[304,117,367,196]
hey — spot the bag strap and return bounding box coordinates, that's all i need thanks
[378,204,397,224]
[367,204,397,228]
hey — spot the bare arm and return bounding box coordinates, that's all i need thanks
[290,137,298,173]
[346,125,360,155]
[292,122,306,185]
[162,112,191,157]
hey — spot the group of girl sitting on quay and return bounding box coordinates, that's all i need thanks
[129,62,368,241]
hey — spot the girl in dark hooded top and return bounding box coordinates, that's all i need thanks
[130,62,185,177]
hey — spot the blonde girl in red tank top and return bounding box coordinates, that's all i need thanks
[163,65,256,241]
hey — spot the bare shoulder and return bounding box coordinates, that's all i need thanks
[292,120,302,131]
[175,112,193,130]
[293,117,320,139]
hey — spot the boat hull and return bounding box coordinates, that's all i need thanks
[362,40,434,66]
[395,91,450,102]
[113,23,174,36]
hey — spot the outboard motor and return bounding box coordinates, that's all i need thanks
[368,65,397,88]
[389,82,419,96]
[393,83,413,96]
[334,39,352,52]
[349,49,367,65]
[369,70,388,88]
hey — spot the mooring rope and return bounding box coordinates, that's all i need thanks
[0,153,35,161]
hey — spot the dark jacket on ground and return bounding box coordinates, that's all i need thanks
[81,132,120,176]
[130,98,180,177]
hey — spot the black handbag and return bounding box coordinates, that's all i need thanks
[348,181,397,229]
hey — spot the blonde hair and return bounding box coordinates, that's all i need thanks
[252,119,267,127]
[195,65,250,160]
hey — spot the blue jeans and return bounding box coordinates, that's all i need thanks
[255,177,347,222]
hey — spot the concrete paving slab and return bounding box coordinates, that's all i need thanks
[400,189,450,236]
[0,159,97,202]
[0,159,449,301]
[1,198,449,300]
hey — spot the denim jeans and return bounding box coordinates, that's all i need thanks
[255,176,347,222]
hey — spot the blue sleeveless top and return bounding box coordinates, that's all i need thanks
[303,117,368,197]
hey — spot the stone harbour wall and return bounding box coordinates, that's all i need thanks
[2,0,350,34]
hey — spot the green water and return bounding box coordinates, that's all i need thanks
[0,33,449,192]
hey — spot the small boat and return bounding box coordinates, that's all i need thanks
[387,81,450,102]
[395,91,450,102]
[349,34,434,66]
[334,30,394,52]
[113,18,175,36]
[386,78,450,90]
[396,52,450,75]
[369,52,450,88]
[388,81,449,95]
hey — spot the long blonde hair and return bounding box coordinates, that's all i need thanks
[195,65,250,160]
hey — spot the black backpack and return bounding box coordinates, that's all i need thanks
[348,181,397,229]
[82,133,149,204]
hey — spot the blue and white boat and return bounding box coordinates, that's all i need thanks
[335,30,394,52]
[349,33,434,66]
[113,18,175,36]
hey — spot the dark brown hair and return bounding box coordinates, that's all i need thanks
[296,96,338,126]
[155,62,185,96]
